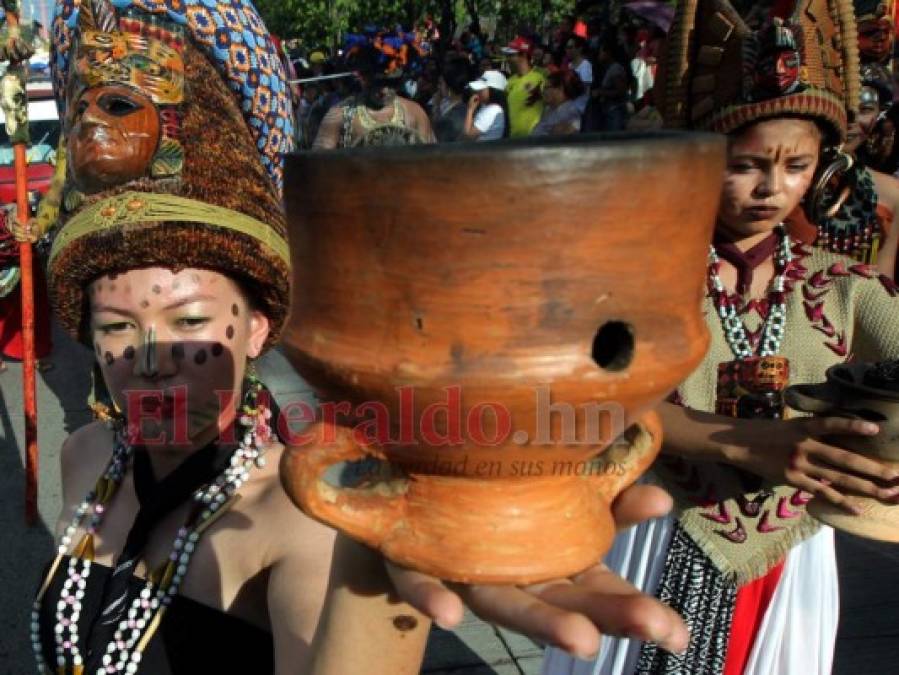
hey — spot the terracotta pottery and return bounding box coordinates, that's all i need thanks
[280,133,724,583]
[786,363,899,543]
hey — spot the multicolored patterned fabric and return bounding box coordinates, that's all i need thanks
[51,0,293,194]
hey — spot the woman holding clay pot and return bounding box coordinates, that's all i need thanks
[542,2,899,674]
[35,1,694,673]
[32,1,344,672]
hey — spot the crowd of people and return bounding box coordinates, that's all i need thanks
[285,15,667,150]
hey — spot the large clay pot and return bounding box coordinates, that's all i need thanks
[786,363,899,542]
[280,133,723,583]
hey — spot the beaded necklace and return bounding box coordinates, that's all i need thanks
[708,224,793,359]
[31,379,272,675]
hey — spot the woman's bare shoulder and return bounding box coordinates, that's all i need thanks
[245,442,337,561]
[61,421,116,480]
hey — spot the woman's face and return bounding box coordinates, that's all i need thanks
[718,118,821,239]
[543,82,563,106]
[89,267,270,448]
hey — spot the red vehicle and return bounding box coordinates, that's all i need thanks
[0,81,59,204]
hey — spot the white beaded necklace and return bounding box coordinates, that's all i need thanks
[32,385,272,675]
[707,224,793,359]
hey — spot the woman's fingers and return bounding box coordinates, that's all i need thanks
[801,438,899,483]
[611,484,673,530]
[532,574,689,656]
[787,471,863,514]
[804,416,881,439]
[450,583,602,660]
[384,562,465,630]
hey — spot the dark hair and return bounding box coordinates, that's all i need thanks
[442,56,473,97]
[567,35,586,52]
[547,69,585,101]
[348,44,384,78]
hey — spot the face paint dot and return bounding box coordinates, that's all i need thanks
[211,342,224,357]
[231,304,239,316]
[172,281,180,290]
[104,352,114,366]
[171,344,185,360]
[152,285,161,294]
[226,325,235,340]
[123,346,135,360]
[191,274,201,284]
[140,300,150,308]
[194,349,208,365]
[109,284,116,292]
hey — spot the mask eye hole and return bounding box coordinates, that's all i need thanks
[98,93,142,117]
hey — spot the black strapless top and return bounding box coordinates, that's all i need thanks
[37,556,274,673]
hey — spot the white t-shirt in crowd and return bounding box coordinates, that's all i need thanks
[474,103,505,141]
[573,58,593,113]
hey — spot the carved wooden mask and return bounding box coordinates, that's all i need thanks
[66,18,186,194]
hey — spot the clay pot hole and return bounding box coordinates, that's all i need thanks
[591,321,635,372]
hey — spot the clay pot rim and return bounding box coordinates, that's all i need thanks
[826,363,899,402]
[295,130,724,163]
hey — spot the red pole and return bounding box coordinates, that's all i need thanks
[6,9,39,526]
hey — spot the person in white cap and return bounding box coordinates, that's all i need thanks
[464,69,509,141]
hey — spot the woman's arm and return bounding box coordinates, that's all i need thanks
[311,107,343,150]
[658,402,899,510]
[869,169,899,277]
[463,95,483,139]
[306,535,430,675]
[267,485,337,674]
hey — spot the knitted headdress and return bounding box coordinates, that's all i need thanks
[660,0,861,143]
[47,0,293,348]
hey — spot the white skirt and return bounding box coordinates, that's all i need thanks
[541,518,838,675]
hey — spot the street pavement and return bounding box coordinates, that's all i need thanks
[1,320,897,674]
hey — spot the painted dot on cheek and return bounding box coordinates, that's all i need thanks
[104,352,114,365]
[123,346,135,360]
[211,342,224,357]
[172,344,185,360]
[140,300,150,309]
[231,304,239,317]
[194,349,208,365]
[152,285,161,294]
[226,325,235,340]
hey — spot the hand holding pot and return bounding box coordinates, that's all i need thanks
[383,483,689,660]
[732,416,899,513]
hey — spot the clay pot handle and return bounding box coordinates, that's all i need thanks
[784,383,841,417]
[592,410,663,504]
[280,421,406,551]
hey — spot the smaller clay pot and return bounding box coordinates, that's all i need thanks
[281,412,662,584]
[785,363,899,542]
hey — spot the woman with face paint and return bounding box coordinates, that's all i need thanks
[35,2,697,673]
[541,2,899,674]
[31,2,344,673]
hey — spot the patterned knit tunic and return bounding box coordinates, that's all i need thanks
[543,241,899,675]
